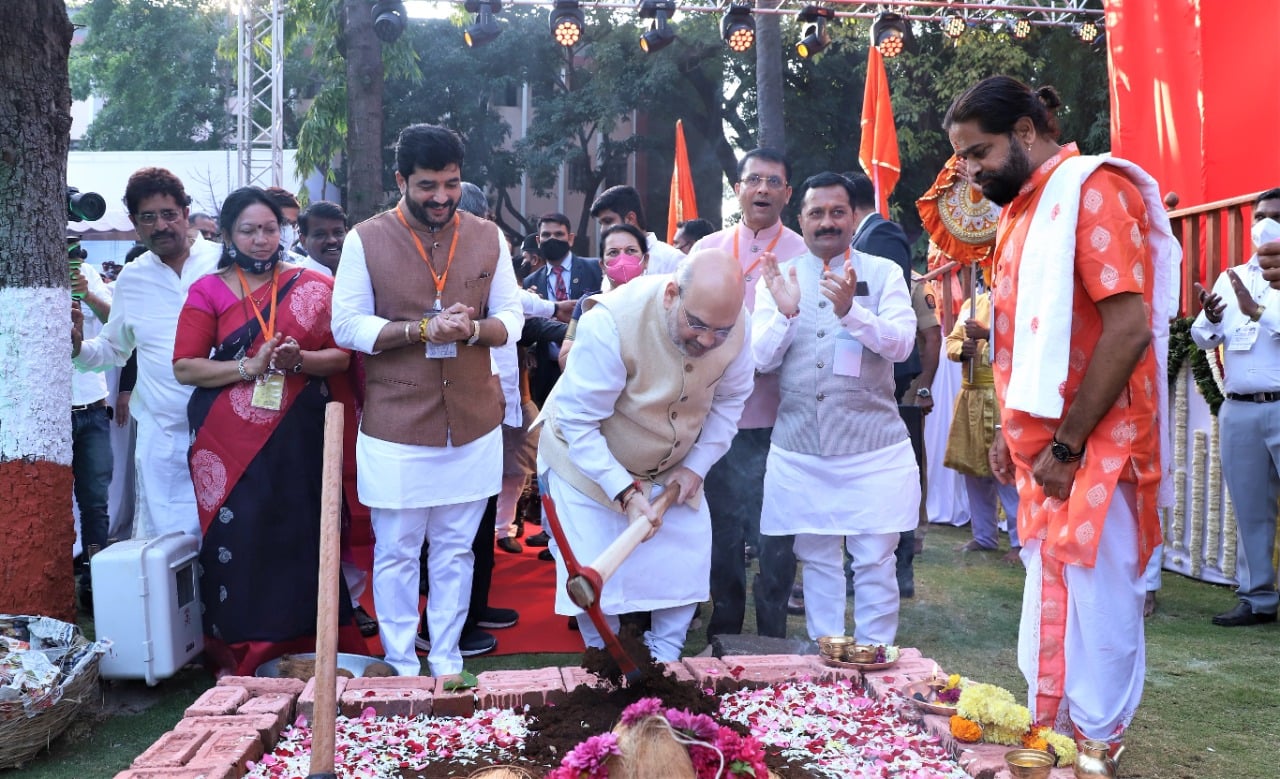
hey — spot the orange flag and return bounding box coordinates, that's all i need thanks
[858,47,900,218]
[667,120,698,243]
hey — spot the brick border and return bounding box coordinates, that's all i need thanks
[116,655,1071,778]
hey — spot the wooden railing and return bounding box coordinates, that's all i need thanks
[1166,191,1260,316]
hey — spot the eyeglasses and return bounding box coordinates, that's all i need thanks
[740,174,787,191]
[682,307,735,341]
[136,209,184,226]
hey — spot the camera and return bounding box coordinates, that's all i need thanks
[67,187,106,222]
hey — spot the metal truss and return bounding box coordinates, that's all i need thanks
[236,0,284,189]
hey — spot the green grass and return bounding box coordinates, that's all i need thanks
[12,524,1278,778]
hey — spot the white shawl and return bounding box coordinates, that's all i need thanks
[1005,155,1182,507]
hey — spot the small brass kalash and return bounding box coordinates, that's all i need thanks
[1073,738,1124,779]
[1004,748,1054,779]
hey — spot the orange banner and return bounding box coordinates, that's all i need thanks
[859,47,900,218]
[667,119,698,243]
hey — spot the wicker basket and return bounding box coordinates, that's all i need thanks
[0,617,102,769]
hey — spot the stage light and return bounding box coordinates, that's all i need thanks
[796,5,834,59]
[464,0,502,47]
[638,0,676,53]
[1010,17,1031,40]
[721,3,755,53]
[941,13,966,39]
[549,0,584,47]
[869,10,907,59]
[371,0,407,43]
[1076,20,1100,44]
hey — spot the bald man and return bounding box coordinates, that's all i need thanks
[536,250,754,661]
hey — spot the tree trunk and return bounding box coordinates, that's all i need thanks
[344,0,384,223]
[0,0,76,621]
[755,1,786,151]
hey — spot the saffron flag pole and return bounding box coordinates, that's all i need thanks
[667,119,698,243]
[858,47,900,218]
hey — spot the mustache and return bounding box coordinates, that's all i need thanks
[816,227,842,237]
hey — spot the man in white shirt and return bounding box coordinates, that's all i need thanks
[538,250,753,661]
[70,255,113,603]
[331,124,522,680]
[754,171,918,645]
[73,167,220,540]
[589,185,685,276]
[1192,188,1280,627]
[295,200,348,277]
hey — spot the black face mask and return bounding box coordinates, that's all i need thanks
[540,238,571,263]
[230,245,282,275]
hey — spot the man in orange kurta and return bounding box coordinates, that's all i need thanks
[945,76,1178,747]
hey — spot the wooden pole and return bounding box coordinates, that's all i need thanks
[309,402,344,777]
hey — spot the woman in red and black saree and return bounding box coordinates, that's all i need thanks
[173,187,366,676]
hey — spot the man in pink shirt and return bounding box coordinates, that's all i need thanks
[692,148,809,639]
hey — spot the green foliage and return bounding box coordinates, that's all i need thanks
[70,0,232,151]
[1168,316,1225,415]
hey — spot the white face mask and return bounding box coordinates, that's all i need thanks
[280,224,298,250]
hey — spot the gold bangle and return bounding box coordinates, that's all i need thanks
[419,317,429,344]
[404,321,414,344]
[1250,305,1265,322]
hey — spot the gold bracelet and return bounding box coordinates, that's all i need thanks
[1250,305,1266,323]
[419,317,429,344]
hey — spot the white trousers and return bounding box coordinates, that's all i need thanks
[371,501,484,677]
[576,603,697,663]
[793,531,900,644]
[493,474,527,540]
[133,415,199,541]
[1018,483,1145,740]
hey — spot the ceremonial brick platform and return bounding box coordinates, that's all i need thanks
[114,649,1071,778]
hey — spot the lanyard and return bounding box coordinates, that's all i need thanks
[235,264,280,340]
[397,207,461,311]
[824,247,851,271]
[734,223,784,279]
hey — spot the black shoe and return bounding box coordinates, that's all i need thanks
[415,629,498,657]
[538,548,554,562]
[497,536,523,554]
[1212,602,1277,627]
[353,605,379,637]
[476,606,519,630]
[568,616,579,631]
[513,519,525,539]
[526,531,550,547]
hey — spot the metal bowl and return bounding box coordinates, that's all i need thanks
[254,652,397,678]
[817,635,853,661]
[1004,748,1055,779]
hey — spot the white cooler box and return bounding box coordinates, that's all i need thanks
[91,532,204,685]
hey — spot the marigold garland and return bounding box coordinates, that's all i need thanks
[1038,727,1077,766]
[949,715,983,743]
[955,682,1031,746]
[1190,429,1207,579]
[1206,414,1222,570]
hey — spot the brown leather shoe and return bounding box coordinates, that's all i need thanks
[496,536,523,554]
[353,605,379,637]
[1212,602,1277,627]
[955,539,998,552]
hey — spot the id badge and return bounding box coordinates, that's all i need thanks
[422,312,458,359]
[251,372,285,410]
[1229,322,1260,352]
[833,332,863,377]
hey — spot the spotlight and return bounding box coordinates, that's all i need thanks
[869,10,908,59]
[721,3,755,53]
[1011,17,1032,40]
[370,0,407,43]
[464,0,503,48]
[941,13,966,39]
[549,0,584,48]
[1076,20,1101,44]
[638,0,676,53]
[796,4,834,59]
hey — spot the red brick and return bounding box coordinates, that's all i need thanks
[114,762,237,779]
[184,686,249,717]
[476,668,565,710]
[217,675,305,699]
[175,712,282,750]
[431,681,475,718]
[131,729,213,768]
[343,675,434,691]
[662,661,697,685]
[190,729,265,776]
[339,687,432,718]
[727,654,816,687]
[803,655,849,683]
[559,666,604,693]
[236,693,294,736]
[680,657,737,692]
[297,675,349,721]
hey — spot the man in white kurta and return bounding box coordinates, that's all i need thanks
[754,172,918,645]
[537,250,753,662]
[73,168,220,541]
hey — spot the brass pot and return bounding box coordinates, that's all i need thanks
[1005,748,1055,779]
[847,644,879,664]
[1074,738,1123,779]
[817,635,853,661]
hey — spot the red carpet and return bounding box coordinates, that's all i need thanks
[355,538,583,658]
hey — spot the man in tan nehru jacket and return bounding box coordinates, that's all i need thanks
[537,250,754,661]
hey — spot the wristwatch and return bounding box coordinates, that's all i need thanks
[466,319,481,346]
[915,388,932,399]
[1050,436,1085,463]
